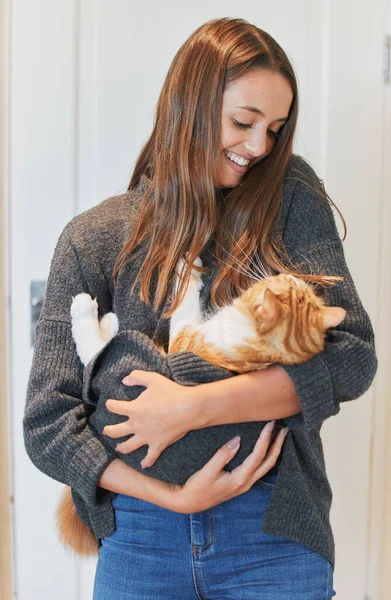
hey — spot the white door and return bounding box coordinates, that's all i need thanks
[7,1,386,598]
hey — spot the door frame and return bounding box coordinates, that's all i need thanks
[366,2,391,597]
[380,13,391,596]
[0,0,13,598]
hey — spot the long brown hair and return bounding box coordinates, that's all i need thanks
[112,17,346,317]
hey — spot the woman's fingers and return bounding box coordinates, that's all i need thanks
[194,435,242,482]
[115,435,145,454]
[102,421,131,439]
[105,399,133,416]
[140,446,164,469]
[177,423,289,513]
[235,422,286,474]
[232,422,276,472]
[252,427,289,482]
[232,425,288,484]
[196,422,288,488]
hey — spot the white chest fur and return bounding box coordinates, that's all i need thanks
[197,304,256,357]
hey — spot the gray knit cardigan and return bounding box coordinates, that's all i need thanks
[23,155,377,570]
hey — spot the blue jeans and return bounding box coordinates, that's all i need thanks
[93,472,337,599]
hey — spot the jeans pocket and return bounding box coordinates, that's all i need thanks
[253,479,275,491]
[253,471,277,491]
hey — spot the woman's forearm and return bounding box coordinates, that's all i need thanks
[192,365,302,428]
[98,459,179,510]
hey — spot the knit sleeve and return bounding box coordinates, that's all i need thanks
[23,224,118,505]
[279,176,377,431]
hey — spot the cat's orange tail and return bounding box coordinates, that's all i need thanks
[56,486,98,556]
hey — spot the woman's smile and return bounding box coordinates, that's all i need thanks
[224,150,251,173]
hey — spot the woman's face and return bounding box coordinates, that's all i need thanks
[215,69,293,188]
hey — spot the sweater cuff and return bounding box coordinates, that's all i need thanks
[279,352,340,431]
[167,352,234,385]
[67,435,118,506]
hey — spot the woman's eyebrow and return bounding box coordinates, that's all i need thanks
[235,105,288,122]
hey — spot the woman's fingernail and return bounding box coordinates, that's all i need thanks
[264,420,276,433]
[281,427,289,438]
[122,377,135,385]
[225,436,240,449]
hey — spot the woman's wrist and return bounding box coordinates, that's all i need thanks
[185,385,212,429]
[97,458,181,511]
[185,367,301,427]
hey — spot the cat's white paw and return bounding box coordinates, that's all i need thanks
[71,293,98,320]
[99,312,119,342]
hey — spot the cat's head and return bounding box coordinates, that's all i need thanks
[237,273,346,364]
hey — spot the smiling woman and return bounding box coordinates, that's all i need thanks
[217,70,292,188]
[113,18,305,316]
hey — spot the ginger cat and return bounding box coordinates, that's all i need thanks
[56,257,345,555]
[168,258,345,370]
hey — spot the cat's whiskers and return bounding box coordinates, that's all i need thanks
[228,234,270,280]
[294,250,314,275]
[253,251,271,279]
[213,242,262,282]
[211,250,259,282]
[215,237,269,282]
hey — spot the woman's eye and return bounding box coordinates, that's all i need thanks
[232,118,252,130]
[267,130,282,139]
[232,118,283,139]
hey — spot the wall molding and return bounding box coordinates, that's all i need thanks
[366,2,391,597]
[380,11,391,596]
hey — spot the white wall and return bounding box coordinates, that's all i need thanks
[322,1,388,597]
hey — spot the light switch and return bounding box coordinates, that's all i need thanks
[30,281,46,345]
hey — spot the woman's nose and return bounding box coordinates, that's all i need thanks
[244,131,267,158]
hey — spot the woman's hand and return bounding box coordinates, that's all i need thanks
[98,420,288,513]
[103,370,196,469]
[171,421,288,514]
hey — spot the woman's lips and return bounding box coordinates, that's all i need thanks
[224,153,249,173]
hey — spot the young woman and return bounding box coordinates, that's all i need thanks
[24,17,377,599]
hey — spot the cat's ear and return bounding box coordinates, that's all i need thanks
[320,306,346,329]
[257,288,279,321]
[267,278,290,296]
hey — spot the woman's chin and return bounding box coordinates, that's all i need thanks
[215,171,242,189]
